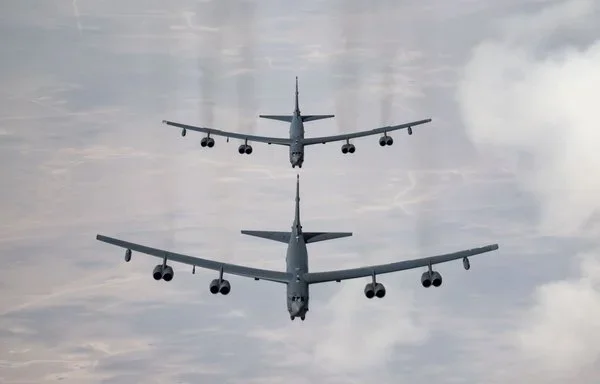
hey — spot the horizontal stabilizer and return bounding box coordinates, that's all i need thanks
[303,232,352,243]
[301,115,335,123]
[241,230,291,243]
[259,115,293,123]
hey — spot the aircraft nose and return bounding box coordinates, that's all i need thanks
[290,301,303,315]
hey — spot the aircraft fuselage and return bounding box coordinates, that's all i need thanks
[285,220,309,320]
[289,112,306,168]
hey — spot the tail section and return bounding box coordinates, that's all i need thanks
[258,77,334,123]
[241,230,291,243]
[303,232,352,243]
[258,115,293,122]
[295,75,300,114]
[293,173,301,232]
[301,115,335,122]
[240,230,352,244]
[241,174,352,245]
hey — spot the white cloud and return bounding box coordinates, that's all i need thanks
[4,0,600,382]
[515,253,600,374]
[458,0,600,236]
[457,0,600,382]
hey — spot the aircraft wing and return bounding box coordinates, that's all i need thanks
[303,244,498,284]
[301,118,432,145]
[162,120,292,146]
[96,234,292,284]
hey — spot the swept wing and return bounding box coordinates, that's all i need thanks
[96,234,292,283]
[303,244,498,284]
[302,118,432,145]
[162,120,291,146]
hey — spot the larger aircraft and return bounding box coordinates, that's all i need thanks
[96,175,500,321]
[162,77,432,168]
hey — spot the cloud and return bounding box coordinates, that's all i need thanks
[3,0,600,383]
[515,252,600,374]
[457,0,600,236]
[457,0,600,381]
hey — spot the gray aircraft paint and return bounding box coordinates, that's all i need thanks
[96,176,499,322]
[285,174,309,319]
[162,77,432,169]
[288,78,306,168]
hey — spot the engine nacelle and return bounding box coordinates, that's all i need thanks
[124,249,131,262]
[379,136,393,146]
[201,137,215,148]
[364,283,375,299]
[374,283,386,298]
[341,143,356,154]
[238,144,245,154]
[431,271,442,287]
[153,265,163,280]
[181,128,186,137]
[245,145,253,154]
[421,271,432,288]
[219,280,231,295]
[463,257,470,270]
[209,279,220,294]
[407,127,413,135]
[162,265,174,281]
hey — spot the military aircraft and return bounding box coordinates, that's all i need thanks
[96,175,499,321]
[162,77,432,168]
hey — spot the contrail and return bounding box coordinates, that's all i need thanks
[233,0,258,134]
[194,1,239,263]
[375,1,399,126]
[72,0,83,36]
[195,2,230,127]
[331,0,364,134]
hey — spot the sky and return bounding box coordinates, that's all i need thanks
[1,0,599,383]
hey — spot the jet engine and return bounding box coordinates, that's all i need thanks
[209,279,220,294]
[201,137,215,148]
[124,249,131,262]
[364,283,375,299]
[341,143,356,154]
[421,271,432,288]
[238,144,253,154]
[219,280,231,295]
[162,266,174,282]
[374,283,386,298]
[431,271,442,287]
[181,128,187,137]
[379,136,393,146]
[153,265,163,281]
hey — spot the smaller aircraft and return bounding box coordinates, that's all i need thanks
[96,175,500,321]
[162,77,432,168]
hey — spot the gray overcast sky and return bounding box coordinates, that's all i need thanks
[1,0,599,383]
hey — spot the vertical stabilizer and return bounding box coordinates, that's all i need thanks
[294,76,300,115]
[293,174,301,232]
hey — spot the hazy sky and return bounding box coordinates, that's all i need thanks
[1,0,599,383]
